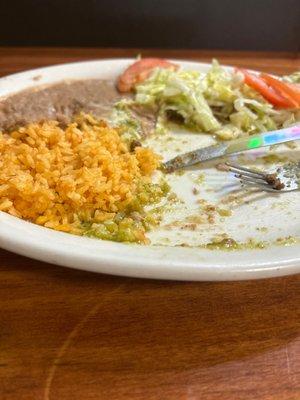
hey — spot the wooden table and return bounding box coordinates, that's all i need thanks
[0,48,299,400]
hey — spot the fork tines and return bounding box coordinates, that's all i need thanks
[219,162,282,192]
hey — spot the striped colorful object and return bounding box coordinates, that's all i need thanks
[247,125,300,149]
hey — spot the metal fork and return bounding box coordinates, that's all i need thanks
[219,162,300,192]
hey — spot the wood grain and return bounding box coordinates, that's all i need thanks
[0,48,299,77]
[0,48,299,400]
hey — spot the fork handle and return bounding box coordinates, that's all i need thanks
[226,125,300,154]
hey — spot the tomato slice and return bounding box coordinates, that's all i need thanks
[117,58,179,92]
[260,73,300,107]
[237,68,297,109]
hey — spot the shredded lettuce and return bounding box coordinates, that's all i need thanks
[131,60,300,140]
[202,61,300,138]
[134,68,220,132]
[283,71,300,84]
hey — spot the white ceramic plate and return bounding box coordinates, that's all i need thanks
[0,59,299,280]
